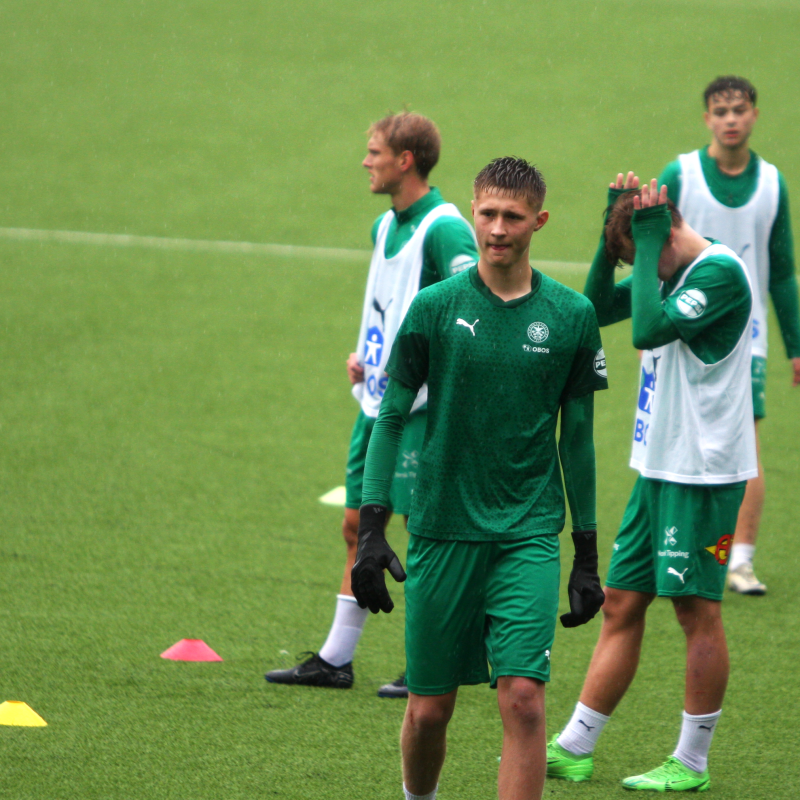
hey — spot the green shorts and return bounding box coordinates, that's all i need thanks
[404,533,560,695]
[344,409,426,515]
[606,476,745,601]
[752,356,766,420]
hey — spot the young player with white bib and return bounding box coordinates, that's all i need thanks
[352,158,607,800]
[265,113,477,695]
[546,175,756,792]
[659,76,800,595]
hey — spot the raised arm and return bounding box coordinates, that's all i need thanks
[584,173,637,326]
[630,181,681,350]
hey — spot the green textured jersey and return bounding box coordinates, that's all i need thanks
[386,266,608,541]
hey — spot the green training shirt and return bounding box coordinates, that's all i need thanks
[386,266,608,541]
[370,187,478,289]
[660,147,800,358]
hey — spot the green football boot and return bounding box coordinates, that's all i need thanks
[622,756,710,792]
[546,736,594,782]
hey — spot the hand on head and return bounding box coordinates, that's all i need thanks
[633,178,669,210]
[610,171,639,191]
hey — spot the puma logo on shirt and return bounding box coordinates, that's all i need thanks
[456,318,479,336]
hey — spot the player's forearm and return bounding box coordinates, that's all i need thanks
[361,379,416,506]
[558,393,597,531]
[584,235,631,326]
[769,274,800,358]
[631,216,679,349]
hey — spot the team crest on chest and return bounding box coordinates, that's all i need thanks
[527,321,549,343]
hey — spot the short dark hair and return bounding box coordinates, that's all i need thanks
[604,191,683,265]
[473,157,546,208]
[368,113,441,179]
[703,76,757,108]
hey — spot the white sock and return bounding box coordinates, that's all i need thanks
[557,702,610,756]
[729,543,755,572]
[403,784,437,800]
[673,709,721,773]
[318,594,368,667]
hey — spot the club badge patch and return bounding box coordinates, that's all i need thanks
[527,321,549,343]
[705,534,732,565]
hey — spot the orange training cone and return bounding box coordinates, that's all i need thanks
[0,701,47,727]
[160,639,223,661]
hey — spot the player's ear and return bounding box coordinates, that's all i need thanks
[534,209,549,231]
[398,149,415,174]
[471,198,476,219]
[703,110,712,129]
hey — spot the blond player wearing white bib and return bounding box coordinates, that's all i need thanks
[659,76,800,595]
[265,113,477,694]
[547,176,756,793]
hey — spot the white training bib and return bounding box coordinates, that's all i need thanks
[352,203,469,418]
[629,244,758,485]
[677,149,779,358]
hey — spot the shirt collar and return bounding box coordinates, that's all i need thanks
[469,265,543,307]
[393,187,442,224]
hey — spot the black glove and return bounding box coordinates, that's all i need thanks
[560,530,605,628]
[351,504,407,614]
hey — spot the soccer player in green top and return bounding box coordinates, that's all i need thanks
[659,76,800,595]
[265,113,477,696]
[546,175,756,792]
[351,157,608,800]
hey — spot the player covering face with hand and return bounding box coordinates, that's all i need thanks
[546,174,756,792]
[353,157,608,800]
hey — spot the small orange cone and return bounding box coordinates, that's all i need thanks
[160,639,223,661]
[0,701,47,727]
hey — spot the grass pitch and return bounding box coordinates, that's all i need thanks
[1,1,799,797]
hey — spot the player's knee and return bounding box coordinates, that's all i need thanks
[672,596,722,635]
[601,588,650,628]
[405,697,454,732]
[500,677,545,729]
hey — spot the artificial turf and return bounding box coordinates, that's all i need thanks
[1,1,799,797]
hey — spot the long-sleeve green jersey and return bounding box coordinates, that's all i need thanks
[363,267,607,542]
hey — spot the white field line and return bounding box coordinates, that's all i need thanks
[0,226,589,269]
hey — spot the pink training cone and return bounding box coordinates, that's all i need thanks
[160,639,223,662]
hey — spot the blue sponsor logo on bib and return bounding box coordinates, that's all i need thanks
[638,366,656,414]
[364,326,384,366]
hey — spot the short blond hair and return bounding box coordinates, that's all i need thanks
[368,113,441,179]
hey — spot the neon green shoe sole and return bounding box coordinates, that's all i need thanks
[622,756,710,792]
[546,736,593,782]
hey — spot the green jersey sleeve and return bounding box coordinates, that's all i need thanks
[561,302,609,401]
[385,292,432,391]
[659,160,682,205]
[768,173,800,358]
[420,216,478,289]
[664,255,751,364]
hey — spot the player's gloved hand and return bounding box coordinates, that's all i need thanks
[560,530,605,628]
[351,504,407,614]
